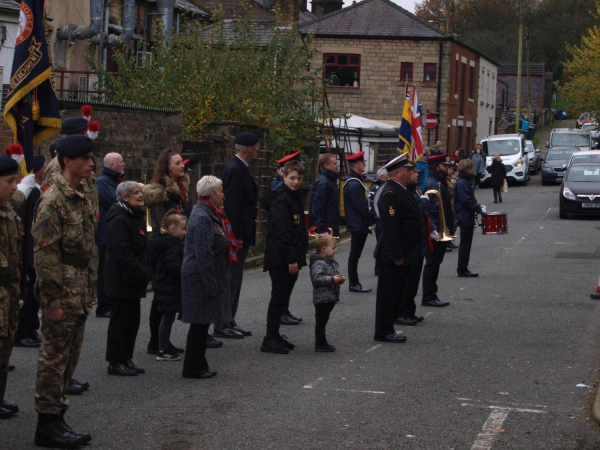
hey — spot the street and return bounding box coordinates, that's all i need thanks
[4,163,600,449]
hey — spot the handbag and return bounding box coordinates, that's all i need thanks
[501,179,508,193]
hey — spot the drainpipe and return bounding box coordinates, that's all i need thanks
[436,38,443,142]
[156,0,175,36]
[92,0,135,47]
[57,0,103,41]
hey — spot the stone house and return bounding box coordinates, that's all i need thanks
[497,62,553,112]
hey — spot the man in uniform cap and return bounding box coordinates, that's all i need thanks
[32,135,95,447]
[270,151,302,192]
[343,151,376,293]
[421,154,454,307]
[373,154,422,342]
[215,132,259,339]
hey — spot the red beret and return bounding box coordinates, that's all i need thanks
[276,151,302,166]
[346,151,365,162]
[426,153,453,166]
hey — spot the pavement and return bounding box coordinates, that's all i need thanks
[4,122,600,449]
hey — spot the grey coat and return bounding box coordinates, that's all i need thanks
[471,153,486,176]
[309,253,340,305]
[180,202,232,325]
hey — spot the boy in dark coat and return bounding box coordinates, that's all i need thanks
[309,153,340,237]
[260,160,308,355]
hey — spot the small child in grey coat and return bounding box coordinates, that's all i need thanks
[310,235,346,352]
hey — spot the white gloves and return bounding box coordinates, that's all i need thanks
[430,230,439,241]
[420,195,429,201]
[481,205,487,213]
[17,174,36,200]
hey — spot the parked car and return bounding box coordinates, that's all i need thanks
[547,128,595,151]
[581,122,600,141]
[576,112,596,129]
[542,147,579,185]
[559,163,600,218]
[480,133,530,185]
[525,140,542,174]
[567,150,600,168]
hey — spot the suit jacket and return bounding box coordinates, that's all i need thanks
[375,180,424,266]
[222,156,258,247]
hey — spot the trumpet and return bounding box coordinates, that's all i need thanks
[424,183,455,242]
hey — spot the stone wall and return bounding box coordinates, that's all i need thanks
[496,74,546,111]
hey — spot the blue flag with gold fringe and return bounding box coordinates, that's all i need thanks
[397,96,412,155]
[3,0,60,174]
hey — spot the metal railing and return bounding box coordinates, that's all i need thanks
[54,69,119,101]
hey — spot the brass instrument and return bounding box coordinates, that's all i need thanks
[424,183,455,242]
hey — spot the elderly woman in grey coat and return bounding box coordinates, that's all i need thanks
[181,175,237,379]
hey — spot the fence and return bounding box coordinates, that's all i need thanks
[54,70,119,101]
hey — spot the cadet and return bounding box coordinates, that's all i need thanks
[32,135,95,447]
[343,151,376,293]
[309,153,340,238]
[422,154,454,307]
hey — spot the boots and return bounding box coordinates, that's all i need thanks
[34,413,85,448]
[60,410,91,444]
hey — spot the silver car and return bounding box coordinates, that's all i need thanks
[525,140,542,174]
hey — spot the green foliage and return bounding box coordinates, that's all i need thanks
[92,8,332,162]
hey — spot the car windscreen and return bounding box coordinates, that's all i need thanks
[551,133,589,147]
[582,124,598,131]
[567,166,600,182]
[484,139,521,156]
[570,155,600,164]
[546,149,578,160]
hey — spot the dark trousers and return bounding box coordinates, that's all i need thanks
[183,324,210,374]
[397,258,424,319]
[148,298,161,348]
[348,232,369,286]
[315,302,336,345]
[96,244,110,316]
[375,263,410,338]
[15,266,39,340]
[106,298,141,365]
[457,226,475,274]
[266,267,298,339]
[493,186,502,202]
[473,175,481,189]
[422,240,447,302]
[216,245,249,331]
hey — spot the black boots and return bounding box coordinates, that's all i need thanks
[35,412,91,448]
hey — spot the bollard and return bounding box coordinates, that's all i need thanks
[590,273,600,299]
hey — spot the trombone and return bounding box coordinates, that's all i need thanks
[424,183,455,242]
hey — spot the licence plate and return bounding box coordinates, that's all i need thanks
[582,203,600,208]
[557,173,564,177]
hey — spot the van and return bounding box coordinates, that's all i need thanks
[480,133,530,185]
[547,128,595,151]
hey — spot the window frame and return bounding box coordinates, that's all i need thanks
[323,53,361,89]
[400,62,413,82]
[424,63,437,82]
[468,66,475,99]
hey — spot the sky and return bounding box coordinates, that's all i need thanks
[342,0,416,13]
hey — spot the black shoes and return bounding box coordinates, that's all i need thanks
[182,369,215,379]
[107,363,137,376]
[447,242,458,249]
[213,328,244,339]
[457,270,479,277]
[395,316,418,326]
[147,342,158,355]
[60,411,91,444]
[206,335,223,349]
[65,379,87,396]
[286,312,302,322]
[0,400,18,419]
[125,360,145,374]
[349,284,372,293]
[95,311,110,318]
[14,337,41,348]
[231,323,252,336]
[260,337,289,354]
[445,247,453,252]
[411,315,425,323]
[422,299,450,307]
[34,413,87,448]
[279,335,295,350]
[315,343,336,352]
[374,332,407,343]
[8,365,15,371]
[280,314,301,325]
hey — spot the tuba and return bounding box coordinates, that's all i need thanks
[424,183,455,242]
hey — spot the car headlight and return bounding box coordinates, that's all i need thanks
[543,167,553,172]
[515,160,523,167]
[563,187,576,200]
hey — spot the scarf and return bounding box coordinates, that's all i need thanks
[199,198,238,265]
[176,179,189,211]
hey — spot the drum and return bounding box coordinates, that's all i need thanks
[480,212,508,235]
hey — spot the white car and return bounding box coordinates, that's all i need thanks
[480,133,530,185]
[525,140,542,174]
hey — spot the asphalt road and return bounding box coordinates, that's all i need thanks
[4,146,600,449]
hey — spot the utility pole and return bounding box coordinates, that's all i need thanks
[515,22,523,133]
[525,30,531,121]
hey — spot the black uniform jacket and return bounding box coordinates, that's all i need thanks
[374,180,424,266]
[222,156,258,247]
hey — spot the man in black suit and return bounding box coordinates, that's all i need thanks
[215,132,259,339]
[14,155,47,348]
[373,154,423,343]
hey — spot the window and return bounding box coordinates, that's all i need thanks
[469,66,474,99]
[400,62,413,82]
[324,54,361,88]
[424,63,437,82]
[455,60,459,94]
[459,63,466,115]
[457,126,463,150]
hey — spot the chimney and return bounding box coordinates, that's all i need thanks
[276,0,300,28]
[311,0,344,17]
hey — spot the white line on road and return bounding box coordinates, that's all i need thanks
[323,388,385,395]
[457,397,548,409]
[470,408,510,450]
[461,403,547,414]
[365,344,381,353]
[303,377,325,389]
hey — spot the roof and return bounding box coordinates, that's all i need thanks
[175,0,209,15]
[300,0,449,39]
[0,0,20,12]
[204,20,282,45]
[300,9,318,23]
[498,62,546,77]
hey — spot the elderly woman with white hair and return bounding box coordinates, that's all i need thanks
[105,181,153,377]
[180,175,237,379]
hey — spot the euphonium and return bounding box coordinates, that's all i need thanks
[424,182,455,242]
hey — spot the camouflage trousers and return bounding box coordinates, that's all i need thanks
[0,334,14,402]
[34,313,87,414]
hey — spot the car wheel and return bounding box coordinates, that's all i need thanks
[559,204,567,219]
[542,179,548,186]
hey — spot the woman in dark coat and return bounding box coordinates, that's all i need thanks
[486,154,507,203]
[180,176,236,379]
[105,181,152,376]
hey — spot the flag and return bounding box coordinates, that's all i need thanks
[411,86,423,161]
[3,0,61,175]
[397,94,412,155]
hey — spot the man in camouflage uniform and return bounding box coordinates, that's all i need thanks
[33,135,95,447]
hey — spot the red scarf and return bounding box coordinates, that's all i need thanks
[176,179,189,211]
[199,198,238,265]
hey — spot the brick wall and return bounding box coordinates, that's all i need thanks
[496,74,545,111]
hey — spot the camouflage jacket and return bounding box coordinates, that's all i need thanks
[0,200,22,337]
[43,156,99,232]
[33,174,96,314]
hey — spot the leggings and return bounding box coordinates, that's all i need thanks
[158,312,176,352]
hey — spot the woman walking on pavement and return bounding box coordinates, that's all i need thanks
[486,155,507,203]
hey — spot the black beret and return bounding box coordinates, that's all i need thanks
[56,135,94,158]
[234,132,259,147]
[0,156,19,177]
[60,117,89,135]
[32,155,46,171]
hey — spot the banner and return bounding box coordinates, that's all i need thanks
[411,86,423,161]
[397,95,412,155]
[4,0,61,174]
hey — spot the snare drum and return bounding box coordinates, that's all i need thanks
[480,212,508,235]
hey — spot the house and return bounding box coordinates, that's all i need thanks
[496,62,553,112]
[300,0,498,157]
[476,56,498,145]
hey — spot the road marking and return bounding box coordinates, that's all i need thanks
[365,344,381,353]
[457,397,547,409]
[470,408,510,450]
[303,377,325,389]
[324,388,385,395]
[462,404,547,414]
